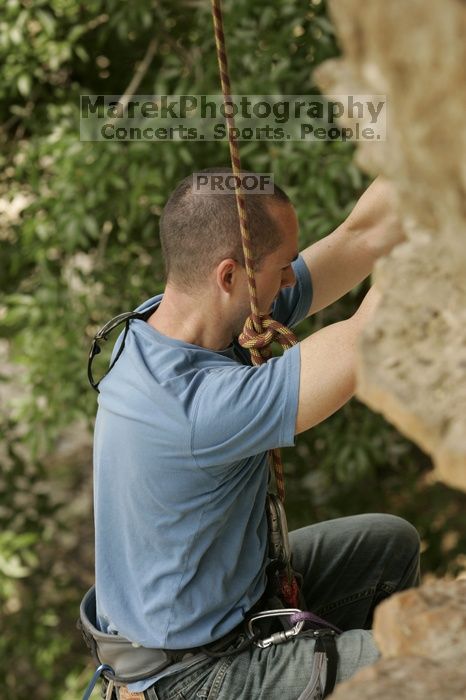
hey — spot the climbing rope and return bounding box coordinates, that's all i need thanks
[210,0,298,504]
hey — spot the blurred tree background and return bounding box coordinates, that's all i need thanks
[1,0,465,698]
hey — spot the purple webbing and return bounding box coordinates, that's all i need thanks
[290,611,342,634]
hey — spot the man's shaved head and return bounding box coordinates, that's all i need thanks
[159,167,291,292]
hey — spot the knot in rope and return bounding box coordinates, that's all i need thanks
[239,314,298,363]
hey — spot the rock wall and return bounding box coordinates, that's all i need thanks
[314,1,466,696]
[315,0,466,491]
[330,580,466,699]
[373,579,466,662]
[329,656,466,700]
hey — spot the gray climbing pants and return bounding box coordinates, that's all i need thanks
[143,513,421,700]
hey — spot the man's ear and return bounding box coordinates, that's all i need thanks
[216,258,239,294]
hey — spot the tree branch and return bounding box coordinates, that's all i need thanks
[118,37,158,109]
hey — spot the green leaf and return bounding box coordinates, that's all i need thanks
[74,45,89,63]
[36,9,56,36]
[17,73,31,97]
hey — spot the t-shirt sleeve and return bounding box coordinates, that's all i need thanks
[271,253,313,328]
[191,343,301,468]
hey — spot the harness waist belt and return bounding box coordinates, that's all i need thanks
[79,586,339,699]
[78,587,205,684]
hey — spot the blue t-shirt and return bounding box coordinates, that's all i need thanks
[93,255,312,689]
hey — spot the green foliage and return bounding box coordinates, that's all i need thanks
[1,1,465,698]
[0,418,79,699]
[1,0,346,450]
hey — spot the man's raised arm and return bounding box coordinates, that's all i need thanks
[295,286,380,434]
[301,177,404,317]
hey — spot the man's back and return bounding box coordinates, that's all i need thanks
[93,255,312,649]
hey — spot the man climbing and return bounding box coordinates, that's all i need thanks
[90,168,420,700]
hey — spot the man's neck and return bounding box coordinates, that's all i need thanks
[147,287,235,351]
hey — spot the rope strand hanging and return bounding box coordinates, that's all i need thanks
[210,0,298,504]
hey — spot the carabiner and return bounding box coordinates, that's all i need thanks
[247,608,305,648]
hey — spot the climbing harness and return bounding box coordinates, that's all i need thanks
[79,586,339,699]
[81,1,341,697]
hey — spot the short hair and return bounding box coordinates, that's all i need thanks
[159,167,291,291]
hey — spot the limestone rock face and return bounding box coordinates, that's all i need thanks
[330,657,466,700]
[315,0,466,491]
[373,579,466,662]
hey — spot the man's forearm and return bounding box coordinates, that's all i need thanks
[295,286,381,435]
[343,177,405,259]
[302,177,404,316]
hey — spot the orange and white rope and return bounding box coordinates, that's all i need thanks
[210,0,299,503]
